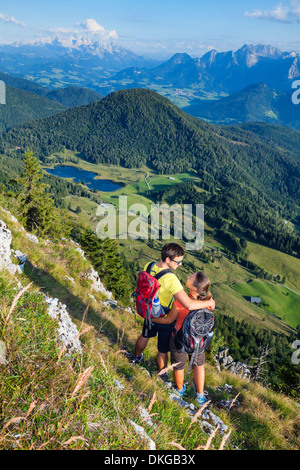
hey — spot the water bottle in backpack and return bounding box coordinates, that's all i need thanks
[151,293,164,318]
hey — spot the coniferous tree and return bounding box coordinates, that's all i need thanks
[71,223,131,304]
[14,150,71,239]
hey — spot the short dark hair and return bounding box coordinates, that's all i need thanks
[193,272,211,299]
[161,243,184,262]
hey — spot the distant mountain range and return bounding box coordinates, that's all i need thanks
[0,70,103,131]
[2,88,299,210]
[103,44,300,94]
[1,41,299,94]
[182,82,300,130]
[0,36,158,89]
[0,41,300,131]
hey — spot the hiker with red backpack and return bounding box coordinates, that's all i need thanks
[133,243,215,380]
[152,271,213,406]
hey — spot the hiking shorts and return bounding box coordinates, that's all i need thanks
[169,334,205,370]
[142,320,175,354]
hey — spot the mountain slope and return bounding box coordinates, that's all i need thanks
[106,45,300,96]
[0,85,66,132]
[0,70,50,96]
[2,88,300,210]
[235,122,300,154]
[0,71,105,130]
[45,86,103,108]
[0,207,299,450]
[183,83,279,123]
[183,83,300,131]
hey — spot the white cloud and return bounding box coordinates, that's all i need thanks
[243,3,291,22]
[243,1,300,23]
[33,18,119,46]
[77,18,118,40]
[0,12,25,27]
[291,0,300,20]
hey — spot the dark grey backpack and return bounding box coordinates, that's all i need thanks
[174,308,214,372]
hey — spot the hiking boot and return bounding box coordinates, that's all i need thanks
[196,391,208,406]
[175,383,186,398]
[158,371,169,382]
[132,353,144,365]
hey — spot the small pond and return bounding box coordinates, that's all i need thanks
[45,166,123,192]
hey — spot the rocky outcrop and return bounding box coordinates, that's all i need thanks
[0,340,7,365]
[0,219,98,356]
[25,233,39,244]
[59,237,113,299]
[128,419,156,450]
[11,249,27,272]
[168,390,229,435]
[82,267,113,298]
[0,220,22,275]
[44,296,82,354]
[214,348,251,379]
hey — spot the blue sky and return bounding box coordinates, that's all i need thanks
[0,0,300,58]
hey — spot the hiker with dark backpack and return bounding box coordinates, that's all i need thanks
[132,244,215,379]
[152,272,213,406]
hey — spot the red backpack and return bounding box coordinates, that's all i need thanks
[135,262,172,332]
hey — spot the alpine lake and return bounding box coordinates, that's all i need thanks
[45,165,124,192]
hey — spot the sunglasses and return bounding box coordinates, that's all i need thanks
[170,256,184,265]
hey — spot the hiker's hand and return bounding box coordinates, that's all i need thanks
[207,298,215,310]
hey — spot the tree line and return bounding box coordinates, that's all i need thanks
[214,313,300,398]
[149,180,300,258]
[0,150,131,304]
[0,88,298,215]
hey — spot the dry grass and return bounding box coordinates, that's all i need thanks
[0,208,299,450]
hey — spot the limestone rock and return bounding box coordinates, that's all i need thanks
[44,296,82,354]
[169,389,229,435]
[128,419,156,450]
[11,249,27,272]
[0,341,7,365]
[137,405,156,427]
[214,348,251,379]
[0,220,21,275]
[83,267,112,299]
[25,233,39,244]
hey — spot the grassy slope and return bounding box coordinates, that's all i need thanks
[247,240,300,292]
[41,154,299,333]
[5,88,300,212]
[0,206,299,450]
[233,280,299,329]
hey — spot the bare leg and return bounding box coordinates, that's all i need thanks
[173,368,185,390]
[135,335,149,357]
[157,351,168,371]
[193,364,205,394]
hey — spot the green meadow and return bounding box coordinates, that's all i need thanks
[246,240,300,292]
[43,152,299,333]
[233,280,299,329]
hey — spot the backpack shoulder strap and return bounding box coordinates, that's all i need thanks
[154,268,172,281]
[145,262,172,281]
[146,262,156,274]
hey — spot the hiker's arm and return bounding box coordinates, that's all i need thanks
[152,305,179,324]
[173,289,215,310]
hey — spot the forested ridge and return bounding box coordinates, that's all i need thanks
[1,88,299,214]
[0,88,299,258]
[0,98,299,412]
[0,85,66,132]
[148,179,300,257]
